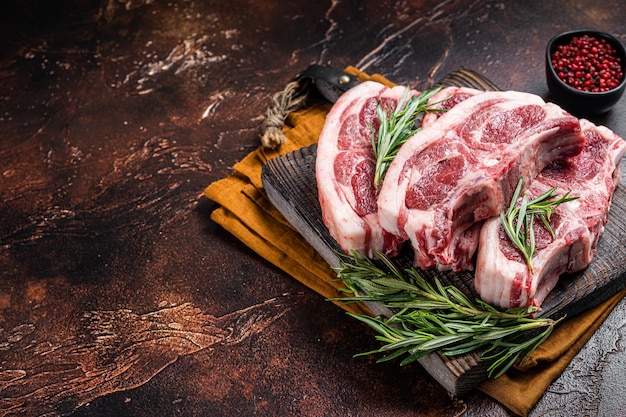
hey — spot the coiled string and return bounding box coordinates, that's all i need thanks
[259,79,310,149]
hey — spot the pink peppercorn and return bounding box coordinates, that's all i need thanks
[551,34,624,92]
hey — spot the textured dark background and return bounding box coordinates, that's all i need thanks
[1,1,625,416]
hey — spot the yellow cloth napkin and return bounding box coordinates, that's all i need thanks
[478,288,625,416]
[203,66,626,416]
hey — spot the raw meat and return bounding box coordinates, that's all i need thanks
[475,119,626,309]
[315,81,418,258]
[421,86,482,127]
[377,90,586,271]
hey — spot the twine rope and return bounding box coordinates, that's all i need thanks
[259,79,309,149]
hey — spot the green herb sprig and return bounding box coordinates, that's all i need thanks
[501,178,579,274]
[332,250,563,378]
[371,87,445,188]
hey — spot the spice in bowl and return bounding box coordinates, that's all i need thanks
[546,29,626,115]
[551,34,623,92]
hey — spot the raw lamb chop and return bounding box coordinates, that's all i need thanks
[475,119,626,309]
[315,81,418,258]
[377,90,586,272]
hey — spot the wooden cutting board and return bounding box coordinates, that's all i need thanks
[260,69,626,395]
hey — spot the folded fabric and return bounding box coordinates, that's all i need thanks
[203,66,626,417]
[478,287,626,416]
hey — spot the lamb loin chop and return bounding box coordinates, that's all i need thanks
[377,90,586,271]
[475,119,626,308]
[315,81,418,258]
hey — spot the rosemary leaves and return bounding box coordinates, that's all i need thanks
[371,87,444,188]
[333,250,563,378]
[500,178,579,274]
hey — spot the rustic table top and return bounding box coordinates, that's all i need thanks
[1,1,625,416]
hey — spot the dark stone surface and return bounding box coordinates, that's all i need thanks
[1,1,625,416]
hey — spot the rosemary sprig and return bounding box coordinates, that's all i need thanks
[332,250,563,378]
[501,178,579,274]
[371,86,444,188]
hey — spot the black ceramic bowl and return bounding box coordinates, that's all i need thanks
[546,29,626,115]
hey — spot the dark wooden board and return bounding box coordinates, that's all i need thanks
[260,70,626,395]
